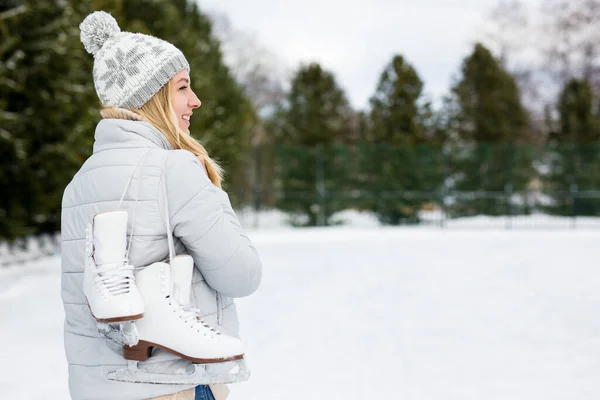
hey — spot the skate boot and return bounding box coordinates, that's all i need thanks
[84,210,144,323]
[123,255,244,363]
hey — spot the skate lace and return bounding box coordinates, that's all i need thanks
[94,259,135,296]
[169,298,221,336]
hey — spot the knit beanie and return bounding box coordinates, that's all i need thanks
[80,11,190,109]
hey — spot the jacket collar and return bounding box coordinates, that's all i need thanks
[93,118,172,153]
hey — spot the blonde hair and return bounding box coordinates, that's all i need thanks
[101,79,223,188]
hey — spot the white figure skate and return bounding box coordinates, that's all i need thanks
[84,210,144,323]
[123,255,244,363]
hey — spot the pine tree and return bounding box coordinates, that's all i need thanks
[546,78,600,215]
[0,0,253,240]
[274,63,353,226]
[0,0,98,239]
[364,54,440,224]
[445,43,533,216]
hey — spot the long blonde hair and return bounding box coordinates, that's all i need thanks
[101,79,223,188]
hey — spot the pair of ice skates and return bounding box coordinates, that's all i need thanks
[83,210,244,365]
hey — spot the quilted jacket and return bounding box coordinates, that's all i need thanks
[60,118,262,399]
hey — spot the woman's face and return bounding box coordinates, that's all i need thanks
[171,70,201,134]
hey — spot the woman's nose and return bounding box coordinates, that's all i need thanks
[190,91,201,109]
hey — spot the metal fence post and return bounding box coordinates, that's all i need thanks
[570,183,578,229]
[316,144,326,226]
[505,183,513,230]
[570,142,578,230]
[253,145,262,229]
[504,142,513,229]
[440,145,447,228]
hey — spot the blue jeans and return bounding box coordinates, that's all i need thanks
[194,385,215,400]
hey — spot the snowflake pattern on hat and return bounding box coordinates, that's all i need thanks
[99,47,146,90]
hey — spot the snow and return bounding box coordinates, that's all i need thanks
[1,219,600,399]
[238,207,600,230]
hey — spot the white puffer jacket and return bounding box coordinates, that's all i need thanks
[60,118,262,400]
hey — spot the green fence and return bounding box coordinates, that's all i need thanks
[241,142,600,227]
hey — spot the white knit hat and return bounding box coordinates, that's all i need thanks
[80,11,190,109]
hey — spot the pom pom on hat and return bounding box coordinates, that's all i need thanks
[80,11,121,56]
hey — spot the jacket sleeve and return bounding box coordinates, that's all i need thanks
[161,150,262,297]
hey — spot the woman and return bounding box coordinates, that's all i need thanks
[61,11,262,400]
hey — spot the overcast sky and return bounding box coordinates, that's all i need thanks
[196,0,538,110]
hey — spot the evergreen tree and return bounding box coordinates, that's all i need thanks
[445,43,533,216]
[274,63,352,226]
[364,54,440,224]
[546,78,600,215]
[0,0,253,240]
[0,0,98,239]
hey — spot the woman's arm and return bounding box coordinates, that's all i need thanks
[160,150,262,297]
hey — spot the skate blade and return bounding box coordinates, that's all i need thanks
[107,359,250,385]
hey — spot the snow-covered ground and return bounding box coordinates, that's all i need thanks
[237,208,600,230]
[1,222,600,399]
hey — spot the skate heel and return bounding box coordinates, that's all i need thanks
[123,340,153,361]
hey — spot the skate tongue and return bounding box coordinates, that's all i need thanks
[170,256,193,305]
[97,261,125,274]
[171,285,190,306]
[94,248,127,265]
[93,211,129,265]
